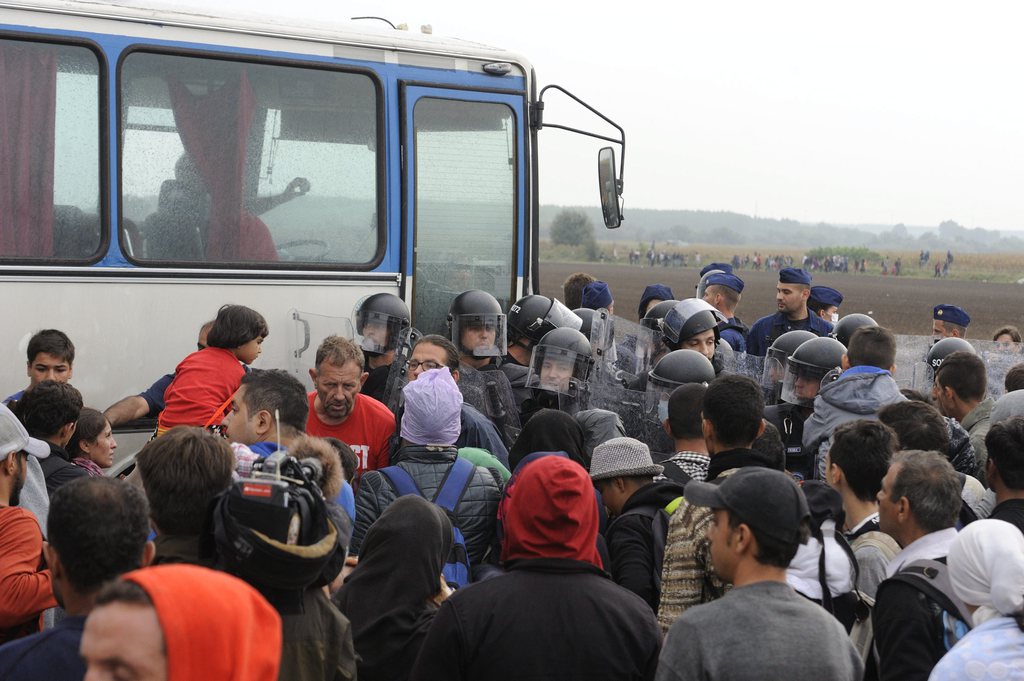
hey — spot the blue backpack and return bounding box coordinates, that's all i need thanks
[380,457,475,588]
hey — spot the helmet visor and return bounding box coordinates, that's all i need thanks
[780,361,833,407]
[662,299,726,344]
[356,310,409,355]
[451,313,507,357]
[527,344,592,396]
[544,299,583,332]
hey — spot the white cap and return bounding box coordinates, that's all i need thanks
[0,403,50,461]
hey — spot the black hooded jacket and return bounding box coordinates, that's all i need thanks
[606,480,687,610]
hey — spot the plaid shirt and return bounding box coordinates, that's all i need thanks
[658,451,710,483]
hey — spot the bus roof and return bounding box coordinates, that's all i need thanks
[0,0,534,76]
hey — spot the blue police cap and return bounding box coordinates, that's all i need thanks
[699,262,733,277]
[809,286,843,308]
[705,272,744,294]
[581,281,613,310]
[638,284,674,318]
[778,267,812,285]
[933,304,970,327]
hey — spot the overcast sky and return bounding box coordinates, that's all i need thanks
[197,0,1024,230]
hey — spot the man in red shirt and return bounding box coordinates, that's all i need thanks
[0,403,58,644]
[306,335,395,477]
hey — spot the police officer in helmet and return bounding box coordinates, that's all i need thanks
[761,330,817,406]
[661,298,728,374]
[447,290,507,370]
[521,326,594,421]
[354,293,412,402]
[765,336,845,480]
[831,313,877,348]
[501,294,581,404]
[915,336,976,390]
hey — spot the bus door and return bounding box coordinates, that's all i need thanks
[400,86,525,336]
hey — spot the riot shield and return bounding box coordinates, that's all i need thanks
[973,339,1021,400]
[288,309,355,390]
[729,352,766,384]
[713,341,734,374]
[588,376,648,441]
[457,366,522,447]
[379,326,419,417]
[590,311,656,387]
[893,334,935,392]
[641,383,677,459]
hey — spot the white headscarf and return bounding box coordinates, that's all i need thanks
[948,519,1024,627]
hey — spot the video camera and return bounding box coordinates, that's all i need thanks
[232,452,326,545]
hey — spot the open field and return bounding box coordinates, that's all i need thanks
[540,260,1024,337]
[540,241,1024,283]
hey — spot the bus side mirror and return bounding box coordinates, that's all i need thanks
[598,146,622,229]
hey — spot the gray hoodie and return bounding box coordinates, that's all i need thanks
[803,371,906,479]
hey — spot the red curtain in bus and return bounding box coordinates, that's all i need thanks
[167,71,275,261]
[0,43,56,257]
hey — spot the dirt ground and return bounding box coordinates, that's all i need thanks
[540,261,1024,337]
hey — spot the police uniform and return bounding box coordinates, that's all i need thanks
[933,304,971,334]
[747,268,834,356]
[809,286,843,321]
[764,403,814,480]
[703,272,748,353]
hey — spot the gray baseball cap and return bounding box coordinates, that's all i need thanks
[684,467,809,544]
[0,403,50,462]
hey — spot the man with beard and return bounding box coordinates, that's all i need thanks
[306,335,396,478]
[0,403,57,644]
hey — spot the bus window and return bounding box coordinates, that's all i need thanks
[119,51,381,266]
[412,98,516,335]
[0,38,101,261]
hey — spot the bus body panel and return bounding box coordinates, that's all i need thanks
[0,2,534,433]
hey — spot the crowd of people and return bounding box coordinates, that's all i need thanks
[621,248,959,278]
[0,262,1022,681]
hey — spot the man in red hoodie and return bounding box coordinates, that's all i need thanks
[80,564,281,681]
[410,455,661,681]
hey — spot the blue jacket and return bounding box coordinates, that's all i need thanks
[720,317,748,353]
[0,615,86,681]
[746,311,833,357]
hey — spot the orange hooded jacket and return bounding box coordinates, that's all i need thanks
[124,564,281,681]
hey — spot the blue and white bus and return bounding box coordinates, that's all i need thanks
[0,0,623,431]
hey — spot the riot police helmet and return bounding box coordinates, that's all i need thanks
[526,327,593,396]
[507,294,581,346]
[648,349,716,392]
[927,337,976,370]
[762,330,817,395]
[780,337,846,407]
[573,308,597,339]
[354,293,411,356]
[641,299,679,332]
[832,313,878,348]
[447,289,507,358]
[661,298,726,350]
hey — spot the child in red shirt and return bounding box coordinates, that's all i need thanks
[158,305,268,434]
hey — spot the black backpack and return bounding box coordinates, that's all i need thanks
[609,496,684,593]
[879,558,973,652]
